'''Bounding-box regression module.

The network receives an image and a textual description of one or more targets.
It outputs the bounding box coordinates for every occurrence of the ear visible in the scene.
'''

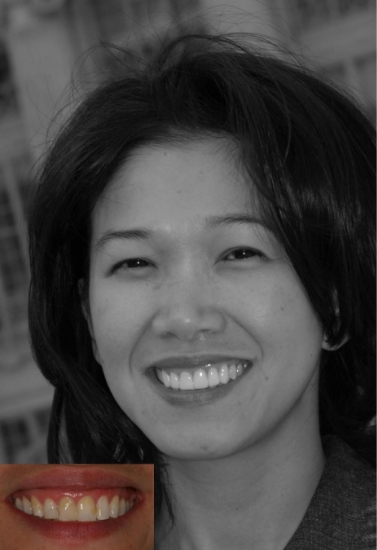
[78,279,101,364]
[321,290,349,351]
[322,333,349,351]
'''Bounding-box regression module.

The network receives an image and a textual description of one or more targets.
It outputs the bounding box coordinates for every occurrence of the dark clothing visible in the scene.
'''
[285,436,376,550]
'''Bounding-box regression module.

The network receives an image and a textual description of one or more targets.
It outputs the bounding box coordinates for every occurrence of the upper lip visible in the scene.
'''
[151,354,250,370]
[5,466,146,497]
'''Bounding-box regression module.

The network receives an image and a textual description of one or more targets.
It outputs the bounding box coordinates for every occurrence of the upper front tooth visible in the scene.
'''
[15,497,23,511]
[59,497,77,521]
[31,496,43,517]
[77,496,96,522]
[44,497,58,519]
[96,496,110,520]
[180,372,194,390]
[193,369,209,389]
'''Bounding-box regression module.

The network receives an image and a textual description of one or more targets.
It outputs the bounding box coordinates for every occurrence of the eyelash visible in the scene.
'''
[225,248,263,261]
[110,248,264,274]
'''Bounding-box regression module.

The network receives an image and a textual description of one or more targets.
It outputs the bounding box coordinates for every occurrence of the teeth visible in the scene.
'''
[157,361,250,391]
[229,364,237,380]
[193,369,209,389]
[161,369,171,388]
[59,497,78,521]
[170,372,180,389]
[31,496,44,517]
[109,495,120,518]
[219,363,230,385]
[179,372,194,390]
[44,498,58,519]
[96,496,110,520]
[77,496,96,522]
[13,495,136,521]
[208,367,220,387]
[120,497,136,515]
[22,496,32,515]
[119,498,127,516]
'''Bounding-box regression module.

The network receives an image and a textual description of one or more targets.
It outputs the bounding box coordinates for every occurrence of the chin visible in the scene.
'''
[155,435,244,461]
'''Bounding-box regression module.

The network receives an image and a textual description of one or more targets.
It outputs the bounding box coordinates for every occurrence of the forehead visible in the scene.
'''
[92,138,259,235]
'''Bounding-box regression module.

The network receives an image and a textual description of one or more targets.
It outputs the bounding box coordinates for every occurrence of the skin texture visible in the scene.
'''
[86,138,332,549]
[0,465,154,550]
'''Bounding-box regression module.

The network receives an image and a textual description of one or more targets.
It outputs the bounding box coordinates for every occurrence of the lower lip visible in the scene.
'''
[8,499,140,547]
[150,364,252,407]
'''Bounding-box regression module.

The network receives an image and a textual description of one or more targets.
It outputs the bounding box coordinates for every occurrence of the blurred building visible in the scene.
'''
[0,0,375,463]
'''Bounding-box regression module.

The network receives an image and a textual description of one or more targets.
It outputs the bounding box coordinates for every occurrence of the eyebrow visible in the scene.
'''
[94,214,266,251]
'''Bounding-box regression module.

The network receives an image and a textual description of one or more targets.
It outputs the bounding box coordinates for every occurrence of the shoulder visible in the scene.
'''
[286,436,376,550]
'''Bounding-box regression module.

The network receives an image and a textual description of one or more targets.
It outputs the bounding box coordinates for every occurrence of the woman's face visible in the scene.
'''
[87,138,326,460]
[0,464,154,549]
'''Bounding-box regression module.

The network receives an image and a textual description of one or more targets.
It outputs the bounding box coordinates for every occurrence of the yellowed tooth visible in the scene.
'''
[44,498,58,519]
[15,497,23,511]
[109,495,120,518]
[31,496,44,517]
[96,496,110,520]
[77,496,96,522]
[22,496,32,515]
[119,498,127,516]
[58,497,77,521]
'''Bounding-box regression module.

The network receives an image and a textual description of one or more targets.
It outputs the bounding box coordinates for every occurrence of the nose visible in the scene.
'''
[151,277,226,341]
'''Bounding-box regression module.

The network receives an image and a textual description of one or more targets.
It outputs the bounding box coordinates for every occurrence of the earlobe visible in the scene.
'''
[322,291,350,351]
[322,333,350,351]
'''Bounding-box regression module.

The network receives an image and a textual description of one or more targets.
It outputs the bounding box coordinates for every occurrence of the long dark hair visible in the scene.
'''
[28,33,376,524]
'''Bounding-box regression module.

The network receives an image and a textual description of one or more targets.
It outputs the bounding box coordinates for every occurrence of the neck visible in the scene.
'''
[156,410,325,550]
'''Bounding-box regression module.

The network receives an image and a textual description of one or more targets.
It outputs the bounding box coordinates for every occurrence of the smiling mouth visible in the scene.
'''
[11,491,137,522]
[155,360,251,391]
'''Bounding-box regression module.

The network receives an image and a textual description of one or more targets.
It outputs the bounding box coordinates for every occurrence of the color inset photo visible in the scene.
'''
[0,464,154,549]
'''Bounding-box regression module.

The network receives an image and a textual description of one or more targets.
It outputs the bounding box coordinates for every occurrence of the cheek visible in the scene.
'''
[89,284,148,365]
[241,276,324,366]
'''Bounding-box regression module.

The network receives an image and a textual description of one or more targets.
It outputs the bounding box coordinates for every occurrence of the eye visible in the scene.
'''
[223,248,264,261]
[110,258,153,274]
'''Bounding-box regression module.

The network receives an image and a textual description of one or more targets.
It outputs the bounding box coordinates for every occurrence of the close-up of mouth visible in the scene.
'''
[149,355,253,406]
[5,467,146,546]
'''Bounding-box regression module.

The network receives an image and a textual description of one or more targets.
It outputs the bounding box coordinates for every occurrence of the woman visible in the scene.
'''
[0,464,154,549]
[28,34,375,549]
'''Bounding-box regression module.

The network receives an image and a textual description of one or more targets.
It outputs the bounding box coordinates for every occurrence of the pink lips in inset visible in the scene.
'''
[6,467,144,547]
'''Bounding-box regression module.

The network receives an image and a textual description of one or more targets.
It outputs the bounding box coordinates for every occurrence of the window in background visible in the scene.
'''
[0,407,50,463]
[292,0,375,30]
[0,152,33,372]
[0,38,18,118]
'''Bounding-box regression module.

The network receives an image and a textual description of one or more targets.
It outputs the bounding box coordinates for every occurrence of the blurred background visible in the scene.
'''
[0,0,375,463]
